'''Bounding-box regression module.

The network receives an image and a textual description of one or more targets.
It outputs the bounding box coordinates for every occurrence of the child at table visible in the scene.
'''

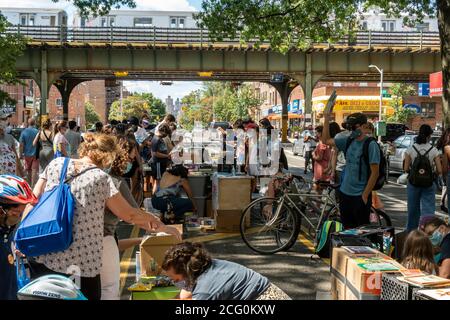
[401,230,438,275]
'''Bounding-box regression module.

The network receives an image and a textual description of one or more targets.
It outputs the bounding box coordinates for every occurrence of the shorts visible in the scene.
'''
[24,156,39,171]
[151,161,167,180]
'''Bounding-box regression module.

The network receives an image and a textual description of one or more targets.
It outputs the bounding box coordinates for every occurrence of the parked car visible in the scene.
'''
[210,121,230,131]
[381,123,409,143]
[387,133,440,174]
[292,130,316,157]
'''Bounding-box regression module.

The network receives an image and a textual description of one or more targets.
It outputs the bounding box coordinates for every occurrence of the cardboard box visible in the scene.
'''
[215,210,249,233]
[139,234,180,277]
[212,175,252,211]
[330,247,404,300]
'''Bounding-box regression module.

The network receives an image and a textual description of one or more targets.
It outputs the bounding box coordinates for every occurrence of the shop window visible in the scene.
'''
[56,98,62,107]
[421,102,436,117]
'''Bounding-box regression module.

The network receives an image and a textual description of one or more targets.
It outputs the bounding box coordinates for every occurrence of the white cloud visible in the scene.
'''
[123,81,203,101]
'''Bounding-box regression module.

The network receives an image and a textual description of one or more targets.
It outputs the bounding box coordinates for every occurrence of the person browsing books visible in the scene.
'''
[423,217,450,279]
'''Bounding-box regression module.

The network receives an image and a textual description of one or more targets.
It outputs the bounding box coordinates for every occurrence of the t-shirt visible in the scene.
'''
[192,259,270,300]
[19,126,38,157]
[335,134,381,196]
[0,228,17,300]
[335,131,350,172]
[405,143,439,172]
[438,233,450,265]
[303,130,317,152]
[65,130,82,158]
[53,132,70,155]
[151,136,168,165]
[104,177,138,237]
[35,157,119,277]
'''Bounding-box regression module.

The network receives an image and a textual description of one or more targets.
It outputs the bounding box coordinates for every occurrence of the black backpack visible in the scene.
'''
[345,136,386,191]
[408,145,434,188]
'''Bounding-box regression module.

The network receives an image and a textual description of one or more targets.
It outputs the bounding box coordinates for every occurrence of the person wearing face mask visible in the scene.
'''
[422,217,450,279]
[404,125,442,231]
[0,175,38,300]
[322,109,381,229]
[101,136,144,300]
[150,123,172,194]
[53,120,70,158]
[27,133,181,300]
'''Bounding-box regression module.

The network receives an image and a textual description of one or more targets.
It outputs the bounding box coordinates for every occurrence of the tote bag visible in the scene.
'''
[14,158,96,257]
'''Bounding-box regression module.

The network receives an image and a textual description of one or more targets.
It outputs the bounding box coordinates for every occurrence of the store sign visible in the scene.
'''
[430,71,443,97]
[418,83,430,96]
[291,99,299,111]
[0,104,16,114]
[26,96,34,108]
[331,99,390,112]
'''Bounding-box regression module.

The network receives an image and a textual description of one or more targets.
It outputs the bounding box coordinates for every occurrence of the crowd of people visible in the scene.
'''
[3,101,450,300]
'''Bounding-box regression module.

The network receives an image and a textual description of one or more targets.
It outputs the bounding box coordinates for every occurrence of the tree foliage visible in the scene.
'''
[108,93,166,122]
[386,83,417,124]
[85,102,101,129]
[179,82,260,129]
[195,0,435,52]
[0,15,27,107]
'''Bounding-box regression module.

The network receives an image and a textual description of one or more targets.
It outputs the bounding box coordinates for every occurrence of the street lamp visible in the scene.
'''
[369,64,383,142]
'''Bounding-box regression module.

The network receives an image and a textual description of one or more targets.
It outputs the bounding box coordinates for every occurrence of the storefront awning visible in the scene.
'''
[267,113,304,120]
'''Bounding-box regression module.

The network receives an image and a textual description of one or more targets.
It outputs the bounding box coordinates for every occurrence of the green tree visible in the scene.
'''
[85,102,101,129]
[108,93,166,122]
[0,15,27,107]
[195,0,450,124]
[386,84,417,124]
[52,0,136,16]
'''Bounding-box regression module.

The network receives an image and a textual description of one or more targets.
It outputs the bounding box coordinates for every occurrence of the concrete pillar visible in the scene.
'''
[305,53,313,126]
[40,50,48,125]
[54,79,84,121]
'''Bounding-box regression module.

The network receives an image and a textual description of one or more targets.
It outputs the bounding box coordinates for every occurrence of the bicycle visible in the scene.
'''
[240,174,391,255]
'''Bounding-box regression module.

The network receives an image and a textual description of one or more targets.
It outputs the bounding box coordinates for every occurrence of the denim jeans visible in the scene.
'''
[152,196,193,218]
[407,182,436,231]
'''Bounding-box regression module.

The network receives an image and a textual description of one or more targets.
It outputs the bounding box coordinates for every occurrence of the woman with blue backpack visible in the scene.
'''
[0,175,37,299]
[23,133,180,300]
[404,124,443,231]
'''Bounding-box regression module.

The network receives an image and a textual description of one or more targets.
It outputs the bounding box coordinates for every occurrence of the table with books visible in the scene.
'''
[381,270,450,300]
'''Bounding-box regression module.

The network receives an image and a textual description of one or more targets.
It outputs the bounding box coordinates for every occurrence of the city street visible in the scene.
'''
[117,145,449,300]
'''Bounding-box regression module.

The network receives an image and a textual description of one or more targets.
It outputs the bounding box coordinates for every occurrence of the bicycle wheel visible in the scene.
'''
[369,208,392,227]
[240,197,300,255]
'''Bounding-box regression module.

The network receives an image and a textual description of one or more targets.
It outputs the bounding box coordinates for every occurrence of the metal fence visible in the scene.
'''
[5,25,441,48]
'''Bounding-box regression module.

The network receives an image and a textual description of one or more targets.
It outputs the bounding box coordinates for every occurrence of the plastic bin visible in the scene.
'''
[131,286,180,300]
[381,272,415,300]
[193,196,207,217]
[187,175,209,197]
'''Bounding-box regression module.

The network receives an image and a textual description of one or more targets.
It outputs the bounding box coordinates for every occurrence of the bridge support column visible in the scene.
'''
[39,50,48,126]
[305,54,313,127]
[272,78,298,143]
[54,79,84,121]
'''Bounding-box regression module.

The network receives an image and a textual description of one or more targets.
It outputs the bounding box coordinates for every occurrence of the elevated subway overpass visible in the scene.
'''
[11,26,441,134]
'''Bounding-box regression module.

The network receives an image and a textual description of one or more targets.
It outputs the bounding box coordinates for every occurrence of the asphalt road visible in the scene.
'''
[118,147,448,300]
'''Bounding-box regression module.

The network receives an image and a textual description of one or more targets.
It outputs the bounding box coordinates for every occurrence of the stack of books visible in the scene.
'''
[397,274,450,288]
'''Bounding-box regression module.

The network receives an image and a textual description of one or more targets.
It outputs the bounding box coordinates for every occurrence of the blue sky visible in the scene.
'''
[0,0,205,100]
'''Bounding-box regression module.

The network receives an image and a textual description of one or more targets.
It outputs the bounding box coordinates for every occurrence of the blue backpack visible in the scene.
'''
[14,158,96,257]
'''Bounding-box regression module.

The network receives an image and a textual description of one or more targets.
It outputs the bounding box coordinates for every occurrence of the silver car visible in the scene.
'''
[388,134,440,174]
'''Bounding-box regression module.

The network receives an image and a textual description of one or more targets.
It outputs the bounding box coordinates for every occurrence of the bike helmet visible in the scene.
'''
[17,275,87,300]
[0,175,37,206]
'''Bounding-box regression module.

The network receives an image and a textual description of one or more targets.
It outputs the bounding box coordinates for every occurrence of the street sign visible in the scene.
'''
[376,121,386,137]
[382,89,391,98]
[418,83,430,96]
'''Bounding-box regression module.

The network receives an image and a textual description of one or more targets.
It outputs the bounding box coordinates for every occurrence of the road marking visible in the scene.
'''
[119,225,140,296]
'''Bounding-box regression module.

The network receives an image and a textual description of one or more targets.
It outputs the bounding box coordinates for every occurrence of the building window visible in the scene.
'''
[20,14,27,26]
[421,102,436,117]
[56,98,62,108]
[81,17,86,27]
[29,16,35,26]
[381,20,395,32]
[416,23,430,32]
[134,17,153,27]
[101,17,107,27]
[361,21,368,30]
[109,17,115,27]
[170,17,186,28]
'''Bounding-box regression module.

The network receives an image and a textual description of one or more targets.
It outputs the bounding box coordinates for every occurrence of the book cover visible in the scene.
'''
[417,288,450,300]
[405,275,450,286]
[342,246,376,254]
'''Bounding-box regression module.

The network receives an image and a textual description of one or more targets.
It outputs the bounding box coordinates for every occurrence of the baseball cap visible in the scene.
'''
[345,113,367,127]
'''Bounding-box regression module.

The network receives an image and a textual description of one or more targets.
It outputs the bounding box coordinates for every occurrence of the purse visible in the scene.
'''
[35,133,42,160]
[14,158,97,257]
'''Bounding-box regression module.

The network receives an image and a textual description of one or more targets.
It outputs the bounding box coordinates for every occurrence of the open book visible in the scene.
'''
[397,274,450,288]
